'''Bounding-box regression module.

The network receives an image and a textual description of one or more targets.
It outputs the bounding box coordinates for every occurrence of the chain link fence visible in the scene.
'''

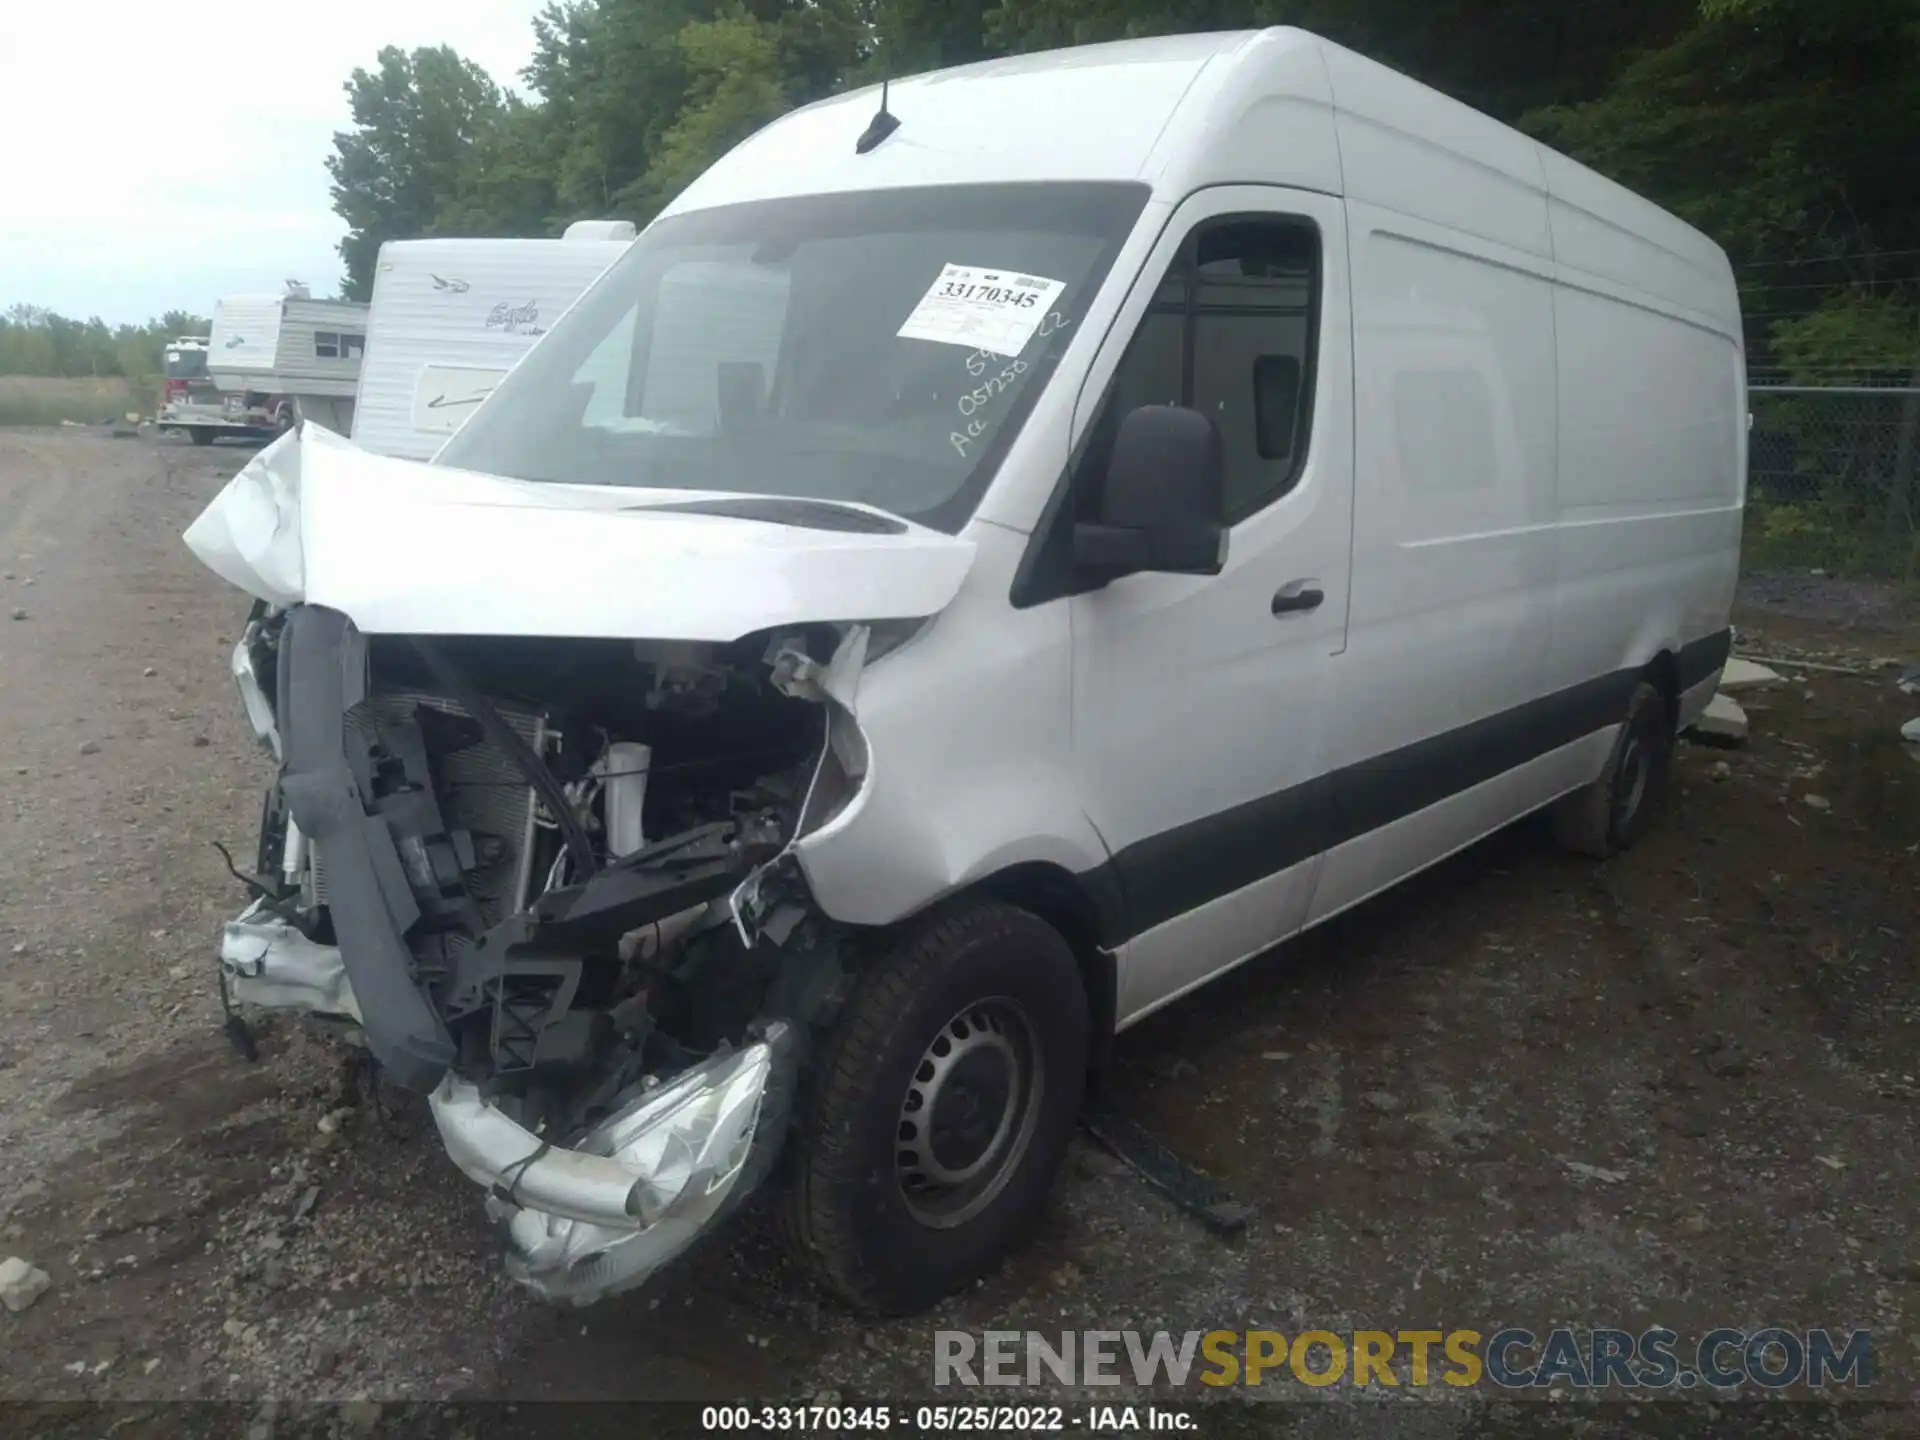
[1746,385,1920,579]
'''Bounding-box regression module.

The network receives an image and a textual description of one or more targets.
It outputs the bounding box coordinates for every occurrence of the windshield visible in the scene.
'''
[165,348,208,380]
[436,183,1151,534]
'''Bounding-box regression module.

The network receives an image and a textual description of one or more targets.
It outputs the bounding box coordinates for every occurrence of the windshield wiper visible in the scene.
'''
[625,496,908,535]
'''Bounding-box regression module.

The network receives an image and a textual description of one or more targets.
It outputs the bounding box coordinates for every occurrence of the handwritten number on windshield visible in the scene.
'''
[948,311,1072,459]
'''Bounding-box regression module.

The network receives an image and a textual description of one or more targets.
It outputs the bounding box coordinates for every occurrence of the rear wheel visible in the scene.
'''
[788,898,1089,1315]
[1551,679,1673,858]
[187,427,215,447]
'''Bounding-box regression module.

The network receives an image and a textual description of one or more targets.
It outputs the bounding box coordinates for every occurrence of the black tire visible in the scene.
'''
[788,897,1089,1315]
[1551,679,1674,858]
[188,427,214,447]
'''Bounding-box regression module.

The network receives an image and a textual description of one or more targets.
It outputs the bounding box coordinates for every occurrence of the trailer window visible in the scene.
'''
[314,332,340,358]
[344,333,366,360]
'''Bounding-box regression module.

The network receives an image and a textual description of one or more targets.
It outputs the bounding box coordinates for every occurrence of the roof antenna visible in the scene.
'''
[855,78,901,155]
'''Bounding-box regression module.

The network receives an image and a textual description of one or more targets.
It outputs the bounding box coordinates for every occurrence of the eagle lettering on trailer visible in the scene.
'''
[486,301,542,335]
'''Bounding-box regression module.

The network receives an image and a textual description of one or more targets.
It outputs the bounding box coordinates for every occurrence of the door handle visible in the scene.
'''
[1271,581,1325,616]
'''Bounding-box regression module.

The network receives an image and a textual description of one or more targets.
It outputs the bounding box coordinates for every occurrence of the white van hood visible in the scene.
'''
[182,425,976,640]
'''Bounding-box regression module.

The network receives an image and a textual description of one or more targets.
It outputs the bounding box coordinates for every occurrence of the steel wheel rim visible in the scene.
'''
[894,997,1043,1229]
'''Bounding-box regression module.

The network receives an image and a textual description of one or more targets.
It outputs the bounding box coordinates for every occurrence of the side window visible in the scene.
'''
[1078,215,1319,523]
[1191,220,1317,516]
[343,333,366,360]
[314,332,340,359]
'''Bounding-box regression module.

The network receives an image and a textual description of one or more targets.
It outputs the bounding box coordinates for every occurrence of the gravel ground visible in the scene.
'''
[1,429,1917,1436]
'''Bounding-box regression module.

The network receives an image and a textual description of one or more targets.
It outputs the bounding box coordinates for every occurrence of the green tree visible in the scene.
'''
[629,12,790,215]
[984,0,1697,121]
[326,45,510,298]
[1772,293,1920,386]
[526,0,722,219]
[626,2,865,216]
[862,0,994,76]
[0,308,212,379]
[432,97,562,237]
[1523,0,1920,264]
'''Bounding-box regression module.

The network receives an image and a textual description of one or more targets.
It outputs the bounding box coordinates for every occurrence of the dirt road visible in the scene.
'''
[1,429,1916,1433]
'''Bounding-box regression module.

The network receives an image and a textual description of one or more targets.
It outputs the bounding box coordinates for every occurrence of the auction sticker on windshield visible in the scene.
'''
[898,264,1066,357]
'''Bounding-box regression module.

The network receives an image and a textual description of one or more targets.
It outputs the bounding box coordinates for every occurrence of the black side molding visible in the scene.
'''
[1089,627,1734,944]
[1677,627,1733,694]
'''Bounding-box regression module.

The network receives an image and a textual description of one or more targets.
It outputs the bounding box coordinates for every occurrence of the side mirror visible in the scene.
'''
[1072,404,1228,577]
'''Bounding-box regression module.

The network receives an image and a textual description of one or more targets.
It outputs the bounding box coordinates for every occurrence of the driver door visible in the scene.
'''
[1067,187,1354,1023]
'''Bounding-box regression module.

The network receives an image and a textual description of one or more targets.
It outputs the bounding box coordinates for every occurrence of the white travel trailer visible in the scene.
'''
[206,288,370,434]
[349,222,636,460]
[183,29,1744,1317]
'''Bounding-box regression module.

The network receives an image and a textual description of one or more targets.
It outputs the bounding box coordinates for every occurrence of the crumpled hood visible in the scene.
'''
[182,425,977,640]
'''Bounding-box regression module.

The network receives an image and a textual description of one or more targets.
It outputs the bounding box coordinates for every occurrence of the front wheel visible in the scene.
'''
[788,898,1089,1314]
[1551,679,1673,858]
[187,427,215,447]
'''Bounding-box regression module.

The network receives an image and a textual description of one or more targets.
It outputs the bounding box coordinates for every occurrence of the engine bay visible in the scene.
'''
[230,604,864,1151]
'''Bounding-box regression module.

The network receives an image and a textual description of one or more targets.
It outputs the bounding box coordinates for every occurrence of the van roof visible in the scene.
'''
[665,30,1263,210]
[664,27,1736,330]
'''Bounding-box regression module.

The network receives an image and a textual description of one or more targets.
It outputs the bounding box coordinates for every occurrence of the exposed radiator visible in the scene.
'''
[311,687,548,929]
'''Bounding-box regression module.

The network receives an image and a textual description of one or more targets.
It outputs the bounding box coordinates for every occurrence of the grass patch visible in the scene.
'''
[0,375,147,426]
[1744,495,1920,582]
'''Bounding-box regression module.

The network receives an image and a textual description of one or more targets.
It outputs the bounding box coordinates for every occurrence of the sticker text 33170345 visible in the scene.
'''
[899,263,1067,356]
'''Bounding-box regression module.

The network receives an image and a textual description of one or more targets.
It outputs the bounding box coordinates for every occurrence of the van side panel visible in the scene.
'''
[1556,291,1741,510]
[1317,44,1552,260]
[1540,149,1744,719]
[1535,149,1740,332]
[793,524,1112,930]
[1309,192,1562,923]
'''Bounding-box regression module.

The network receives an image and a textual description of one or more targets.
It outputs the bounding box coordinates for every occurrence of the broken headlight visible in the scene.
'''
[230,623,280,760]
[432,1024,794,1306]
[579,1040,773,1225]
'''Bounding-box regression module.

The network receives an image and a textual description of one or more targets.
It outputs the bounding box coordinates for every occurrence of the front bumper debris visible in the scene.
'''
[429,1020,798,1305]
[220,901,361,1023]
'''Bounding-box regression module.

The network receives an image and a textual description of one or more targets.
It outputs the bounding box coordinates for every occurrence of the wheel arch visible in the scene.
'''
[973,861,1123,1072]
[1642,648,1680,731]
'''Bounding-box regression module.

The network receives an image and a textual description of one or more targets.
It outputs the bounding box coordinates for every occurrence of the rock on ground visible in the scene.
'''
[1719,657,1783,691]
[1691,692,1749,743]
[0,1256,51,1313]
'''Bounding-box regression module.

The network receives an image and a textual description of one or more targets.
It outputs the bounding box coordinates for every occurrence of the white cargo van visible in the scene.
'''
[183,28,1744,1316]
[349,222,636,460]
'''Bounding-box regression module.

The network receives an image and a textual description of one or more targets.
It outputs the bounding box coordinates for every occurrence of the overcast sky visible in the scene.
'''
[1,1,550,325]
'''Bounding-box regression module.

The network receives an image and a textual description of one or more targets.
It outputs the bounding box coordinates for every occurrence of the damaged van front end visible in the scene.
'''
[186,426,969,1305]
